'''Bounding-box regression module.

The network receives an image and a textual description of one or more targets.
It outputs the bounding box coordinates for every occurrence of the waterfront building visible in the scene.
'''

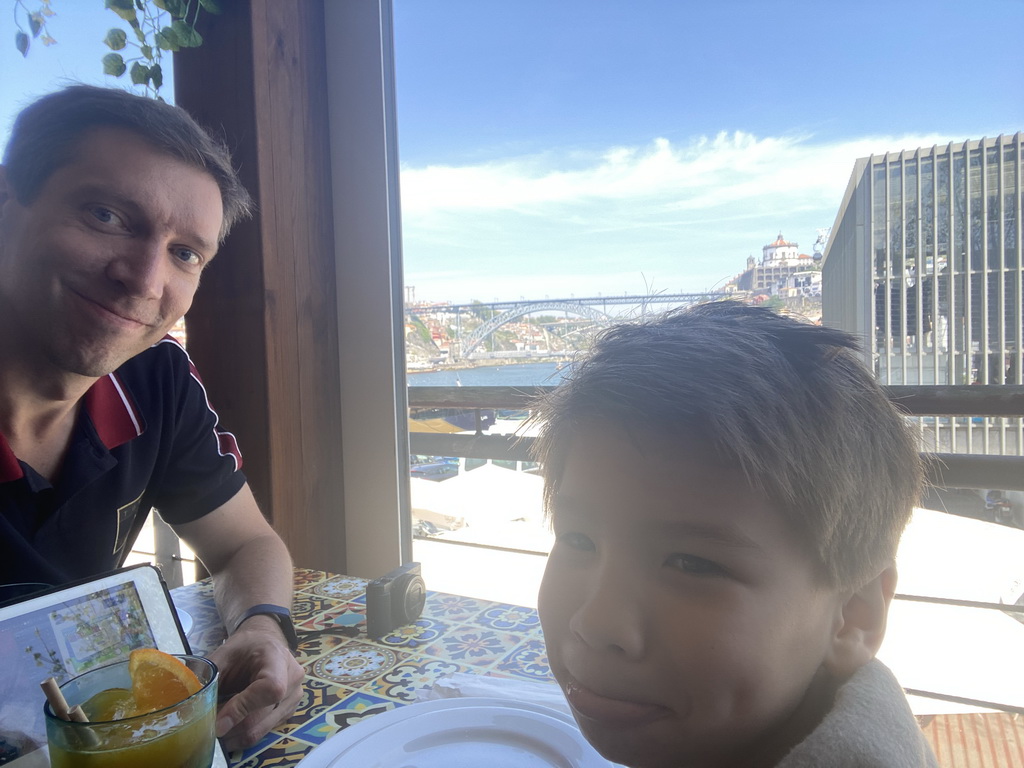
[736,233,816,294]
[822,133,1023,457]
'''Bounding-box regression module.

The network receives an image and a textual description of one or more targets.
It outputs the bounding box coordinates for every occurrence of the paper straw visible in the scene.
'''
[40,678,71,721]
[40,679,101,749]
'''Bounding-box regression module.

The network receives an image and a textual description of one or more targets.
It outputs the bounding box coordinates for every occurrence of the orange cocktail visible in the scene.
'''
[44,653,218,768]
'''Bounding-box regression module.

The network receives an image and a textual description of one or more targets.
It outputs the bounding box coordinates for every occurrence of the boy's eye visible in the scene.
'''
[664,553,723,576]
[555,531,595,552]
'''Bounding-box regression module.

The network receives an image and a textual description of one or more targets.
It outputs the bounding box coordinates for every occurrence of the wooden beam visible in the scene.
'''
[173,0,346,572]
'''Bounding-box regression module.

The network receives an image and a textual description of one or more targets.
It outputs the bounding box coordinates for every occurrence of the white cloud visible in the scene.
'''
[401,131,950,214]
[398,130,959,303]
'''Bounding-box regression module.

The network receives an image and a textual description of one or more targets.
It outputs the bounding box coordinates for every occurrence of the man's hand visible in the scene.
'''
[173,485,303,750]
[208,616,304,752]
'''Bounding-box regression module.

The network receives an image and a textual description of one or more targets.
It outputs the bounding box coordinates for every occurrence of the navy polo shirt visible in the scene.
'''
[0,336,247,587]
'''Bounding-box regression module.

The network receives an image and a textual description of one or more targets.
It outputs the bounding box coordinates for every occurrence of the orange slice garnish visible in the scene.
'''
[128,648,202,714]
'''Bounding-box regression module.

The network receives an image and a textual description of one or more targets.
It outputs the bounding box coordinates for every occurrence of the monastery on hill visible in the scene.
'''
[734,232,820,298]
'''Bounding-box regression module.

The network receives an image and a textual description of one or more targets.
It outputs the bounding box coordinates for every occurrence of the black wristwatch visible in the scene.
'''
[234,603,300,652]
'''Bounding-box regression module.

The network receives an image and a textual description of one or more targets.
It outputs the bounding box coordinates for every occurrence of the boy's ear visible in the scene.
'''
[823,564,897,680]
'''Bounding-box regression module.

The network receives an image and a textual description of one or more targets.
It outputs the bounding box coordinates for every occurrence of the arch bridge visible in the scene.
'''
[408,292,720,359]
[461,301,611,356]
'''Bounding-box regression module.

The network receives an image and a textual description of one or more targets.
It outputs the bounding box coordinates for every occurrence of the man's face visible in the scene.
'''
[0,127,224,379]
[538,423,847,768]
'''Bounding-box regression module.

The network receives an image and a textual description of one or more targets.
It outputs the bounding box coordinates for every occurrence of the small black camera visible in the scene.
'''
[365,562,426,639]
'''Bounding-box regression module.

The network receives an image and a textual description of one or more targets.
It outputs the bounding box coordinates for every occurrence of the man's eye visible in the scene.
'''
[89,206,121,226]
[555,531,595,552]
[664,553,723,576]
[174,248,203,267]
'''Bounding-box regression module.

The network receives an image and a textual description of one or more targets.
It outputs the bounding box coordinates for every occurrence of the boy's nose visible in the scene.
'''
[568,569,646,660]
[106,242,166,299]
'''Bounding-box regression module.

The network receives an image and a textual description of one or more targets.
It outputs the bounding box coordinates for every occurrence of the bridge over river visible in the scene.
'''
[406,292,723,358]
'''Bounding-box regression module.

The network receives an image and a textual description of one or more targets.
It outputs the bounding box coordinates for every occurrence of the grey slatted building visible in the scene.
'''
[822,133,1022,458]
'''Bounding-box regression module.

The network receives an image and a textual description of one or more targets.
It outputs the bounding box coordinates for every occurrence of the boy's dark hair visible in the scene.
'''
[532,300,923,589]
[2,85,252,241]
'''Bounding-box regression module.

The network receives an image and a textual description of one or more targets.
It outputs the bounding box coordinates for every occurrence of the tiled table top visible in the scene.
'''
[172,568,1024,768]
[171,568,552,768]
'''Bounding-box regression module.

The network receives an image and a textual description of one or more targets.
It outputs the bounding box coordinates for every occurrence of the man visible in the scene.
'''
[0,86,303,750]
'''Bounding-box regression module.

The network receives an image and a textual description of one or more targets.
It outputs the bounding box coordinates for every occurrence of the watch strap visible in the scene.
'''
[234,603,299,651]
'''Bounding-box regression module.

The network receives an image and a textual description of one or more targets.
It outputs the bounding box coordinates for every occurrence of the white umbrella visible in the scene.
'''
[409,477,466,531]
[432,464,545,527]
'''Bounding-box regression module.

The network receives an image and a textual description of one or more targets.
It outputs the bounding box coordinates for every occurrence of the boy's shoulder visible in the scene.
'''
[777,660,937,768]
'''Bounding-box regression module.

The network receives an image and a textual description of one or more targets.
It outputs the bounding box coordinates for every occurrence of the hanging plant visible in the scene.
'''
[12,0,57,55]
[12,0,220,99]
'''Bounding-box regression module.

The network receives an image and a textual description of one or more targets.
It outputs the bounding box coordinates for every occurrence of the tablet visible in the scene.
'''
[0,564,227,767]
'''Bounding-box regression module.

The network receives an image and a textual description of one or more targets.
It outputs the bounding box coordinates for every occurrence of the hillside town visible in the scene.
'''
[404,229,825,370]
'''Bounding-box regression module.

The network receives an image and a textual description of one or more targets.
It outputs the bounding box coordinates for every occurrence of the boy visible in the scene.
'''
[534,302,937,767]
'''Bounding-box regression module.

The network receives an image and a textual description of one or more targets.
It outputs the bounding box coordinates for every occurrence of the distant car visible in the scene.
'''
[496,409,530,420]
[984,491,1015,526]
[410,461,459,481]
[413,520,441,538]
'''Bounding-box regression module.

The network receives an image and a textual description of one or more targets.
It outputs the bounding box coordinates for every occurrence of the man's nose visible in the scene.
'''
[106,241,166,299]
[567,563,646,660]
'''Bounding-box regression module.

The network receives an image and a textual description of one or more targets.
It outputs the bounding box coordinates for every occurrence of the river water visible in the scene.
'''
[407,361,571,387]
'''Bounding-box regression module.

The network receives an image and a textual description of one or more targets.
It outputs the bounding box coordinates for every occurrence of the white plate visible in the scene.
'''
[296,697,617,768]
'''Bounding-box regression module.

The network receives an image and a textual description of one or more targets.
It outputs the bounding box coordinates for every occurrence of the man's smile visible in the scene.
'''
[68,286,157,329]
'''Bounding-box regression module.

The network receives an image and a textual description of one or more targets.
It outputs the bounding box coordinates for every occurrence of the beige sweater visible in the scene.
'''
[778,660,938,768]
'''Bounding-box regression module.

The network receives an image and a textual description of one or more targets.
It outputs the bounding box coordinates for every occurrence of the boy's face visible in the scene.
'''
[539,423,848,768]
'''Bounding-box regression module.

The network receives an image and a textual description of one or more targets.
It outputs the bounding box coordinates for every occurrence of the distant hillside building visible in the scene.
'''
[736,233,816,294]
[822,133,1022,389]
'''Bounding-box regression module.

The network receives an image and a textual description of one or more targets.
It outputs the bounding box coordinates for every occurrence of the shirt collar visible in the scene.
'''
[0,432,22,482]
[83,372,145,450]
[0,373,145,483]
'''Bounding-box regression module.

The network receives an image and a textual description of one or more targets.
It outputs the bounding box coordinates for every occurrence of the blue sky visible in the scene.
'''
[392,0,1024,302]
[3,1,1022,304]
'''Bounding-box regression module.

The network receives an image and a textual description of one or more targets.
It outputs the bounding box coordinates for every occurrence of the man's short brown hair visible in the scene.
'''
[3,85,251,241]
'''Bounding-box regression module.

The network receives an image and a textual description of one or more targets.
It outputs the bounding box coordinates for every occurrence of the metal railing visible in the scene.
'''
[409,384,1024,490]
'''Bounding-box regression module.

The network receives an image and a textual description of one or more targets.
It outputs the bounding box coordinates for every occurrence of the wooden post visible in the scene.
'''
[173,0,347,572]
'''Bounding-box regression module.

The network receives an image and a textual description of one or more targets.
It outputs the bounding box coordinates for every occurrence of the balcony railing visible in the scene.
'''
[409,384,1024,491]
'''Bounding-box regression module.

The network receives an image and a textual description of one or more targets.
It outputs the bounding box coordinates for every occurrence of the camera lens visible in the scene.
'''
[402,574,426,621]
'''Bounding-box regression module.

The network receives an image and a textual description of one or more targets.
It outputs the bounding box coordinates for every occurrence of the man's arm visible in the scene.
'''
[172,483,304,751]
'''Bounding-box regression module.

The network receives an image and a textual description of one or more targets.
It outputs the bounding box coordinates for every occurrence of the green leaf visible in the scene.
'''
[171,20,202,47]
[102,52,127,76]
[15,31,29,57]
[154,0,188,17]
[104,0,138,24]
[132,24,145,44]
[198,0,223,13]
[150,63,163,90]
[130,61,150,85]
[103,28,127,51]
[141,44,153,60]
[155,26,179,51]
[29,13,43,37]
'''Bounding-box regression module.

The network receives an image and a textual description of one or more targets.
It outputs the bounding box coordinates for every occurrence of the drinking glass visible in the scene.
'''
[44,655,218,768]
